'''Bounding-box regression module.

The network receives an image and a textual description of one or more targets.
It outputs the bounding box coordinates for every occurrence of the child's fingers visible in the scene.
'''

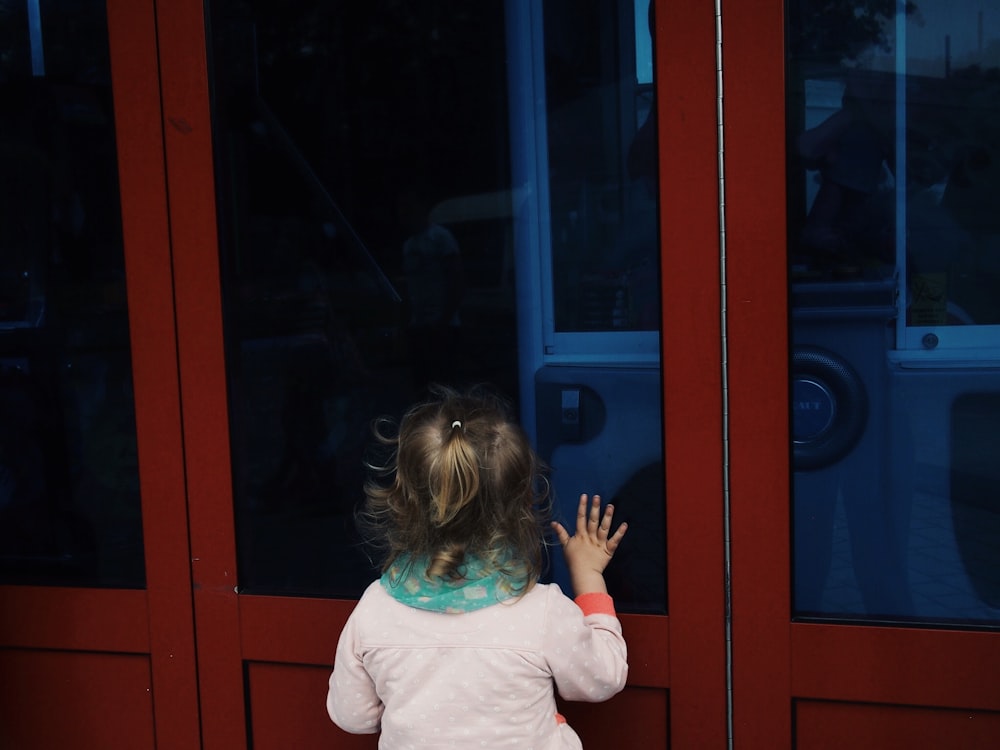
[572,493,621,545]
[596,504,615,542]
[576,494,601,536]
[588,494,602,529]
[551,521,570,547]
[597,503,615,539]
[576,493,593,534]
[606,521,628,555]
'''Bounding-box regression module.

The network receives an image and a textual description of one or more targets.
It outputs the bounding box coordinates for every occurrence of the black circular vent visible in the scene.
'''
[791,346,868,471]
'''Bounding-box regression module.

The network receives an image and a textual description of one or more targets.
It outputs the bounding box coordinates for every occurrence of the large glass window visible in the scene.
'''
[0,0,143,587]
[787,0,1000,625]
[207,0,665,612]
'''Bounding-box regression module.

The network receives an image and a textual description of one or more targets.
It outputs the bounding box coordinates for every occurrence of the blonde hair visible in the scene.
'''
[359,385,549,587]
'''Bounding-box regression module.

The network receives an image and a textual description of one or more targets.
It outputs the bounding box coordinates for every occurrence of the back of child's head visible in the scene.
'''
[361,385,549,584]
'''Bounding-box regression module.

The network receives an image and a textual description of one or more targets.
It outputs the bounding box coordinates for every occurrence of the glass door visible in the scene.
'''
[203,0,668,608]
[787,0,1000,626]
[726,0,1000,746]
[158,0,728,747]
[0,1,199,747]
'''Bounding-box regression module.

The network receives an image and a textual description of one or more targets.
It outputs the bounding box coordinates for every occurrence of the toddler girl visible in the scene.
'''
[326,386,629,748]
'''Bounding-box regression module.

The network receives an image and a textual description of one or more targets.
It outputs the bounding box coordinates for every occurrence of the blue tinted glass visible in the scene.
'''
[0,0,144,587]
[207,0,665,613]
[788,0,1000,625]
[542,2,660,336]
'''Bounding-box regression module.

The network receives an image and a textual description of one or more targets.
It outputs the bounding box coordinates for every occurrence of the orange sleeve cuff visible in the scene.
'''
[574,592,617,617]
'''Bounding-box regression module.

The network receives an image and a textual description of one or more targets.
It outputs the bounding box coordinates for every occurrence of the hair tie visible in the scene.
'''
[451,420,462,430]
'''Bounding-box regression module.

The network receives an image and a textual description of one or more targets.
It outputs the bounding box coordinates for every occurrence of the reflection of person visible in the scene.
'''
[251,252,366,513]
[797,111,884,254]
[627,2,656,194]
[327,386,629,748]
[623,89,662,330]
[397,187,464,391]
[619,0,661,331]
[795,75,893,266]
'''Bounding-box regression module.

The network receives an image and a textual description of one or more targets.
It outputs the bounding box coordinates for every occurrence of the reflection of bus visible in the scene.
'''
[504,0,665,608]
[788,59,1000,619]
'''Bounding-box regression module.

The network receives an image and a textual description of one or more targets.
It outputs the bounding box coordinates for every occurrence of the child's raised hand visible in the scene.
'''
[552,494,628,596]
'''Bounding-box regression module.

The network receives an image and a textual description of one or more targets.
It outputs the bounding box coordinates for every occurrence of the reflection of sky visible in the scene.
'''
[909,2,997,65]
[870,2,999,75]
[634,0,653,84]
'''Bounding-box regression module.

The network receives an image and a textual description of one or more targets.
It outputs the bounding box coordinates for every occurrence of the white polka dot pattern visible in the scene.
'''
[326,581,627,748]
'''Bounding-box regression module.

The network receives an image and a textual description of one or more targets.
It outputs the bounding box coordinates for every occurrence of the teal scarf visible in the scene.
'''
[381,554,529,613]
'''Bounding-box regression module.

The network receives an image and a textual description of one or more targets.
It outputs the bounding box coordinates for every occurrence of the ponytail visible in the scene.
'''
[429,421,480,527]
[360,385,549,586]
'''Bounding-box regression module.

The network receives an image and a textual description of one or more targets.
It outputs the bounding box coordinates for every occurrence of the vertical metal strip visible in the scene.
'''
[714,1,735,748]
[894,9,908,349]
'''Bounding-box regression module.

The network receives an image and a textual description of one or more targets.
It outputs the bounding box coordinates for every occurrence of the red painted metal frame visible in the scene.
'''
[0,2,201,749]
[794,700,1000,750]
[656,0,729,746]
[792,624,1000,711]
[723,2,1000,749]
[107,1,203,746]
[721,0,794,746]
[152,1,247,747]
[151,0,725,746]
[0,650,158,750]
[0,587,149,653]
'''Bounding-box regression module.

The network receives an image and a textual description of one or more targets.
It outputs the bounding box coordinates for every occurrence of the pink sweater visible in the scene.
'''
[327,580,628,748]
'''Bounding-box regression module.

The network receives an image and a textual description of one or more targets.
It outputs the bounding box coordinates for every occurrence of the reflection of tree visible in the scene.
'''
[982,40,1000,70]
[789,0,918,65]
[938,66,1000,237]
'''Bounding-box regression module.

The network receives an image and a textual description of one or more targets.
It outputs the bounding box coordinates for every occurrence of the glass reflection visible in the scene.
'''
[788,0,1000,625]
[0,1,143,587]
[208,0,665,612]
[544,1,660,334]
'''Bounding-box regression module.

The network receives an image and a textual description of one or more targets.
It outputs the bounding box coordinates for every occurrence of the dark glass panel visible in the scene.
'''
[787,0,1000,626]
[207,0,665,613]
[0,0,143,587]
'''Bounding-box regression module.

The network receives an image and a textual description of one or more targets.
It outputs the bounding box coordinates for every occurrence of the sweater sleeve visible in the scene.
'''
[326,607,383,734]
[543,586,629,702]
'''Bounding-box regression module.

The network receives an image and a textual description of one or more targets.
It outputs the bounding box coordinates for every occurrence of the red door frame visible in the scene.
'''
[7,1,995,748]
[658,0,729,746]
[152,0,246,744]
[723,1,1000,748]
[154,0,729,747]
[0,1,201,747]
